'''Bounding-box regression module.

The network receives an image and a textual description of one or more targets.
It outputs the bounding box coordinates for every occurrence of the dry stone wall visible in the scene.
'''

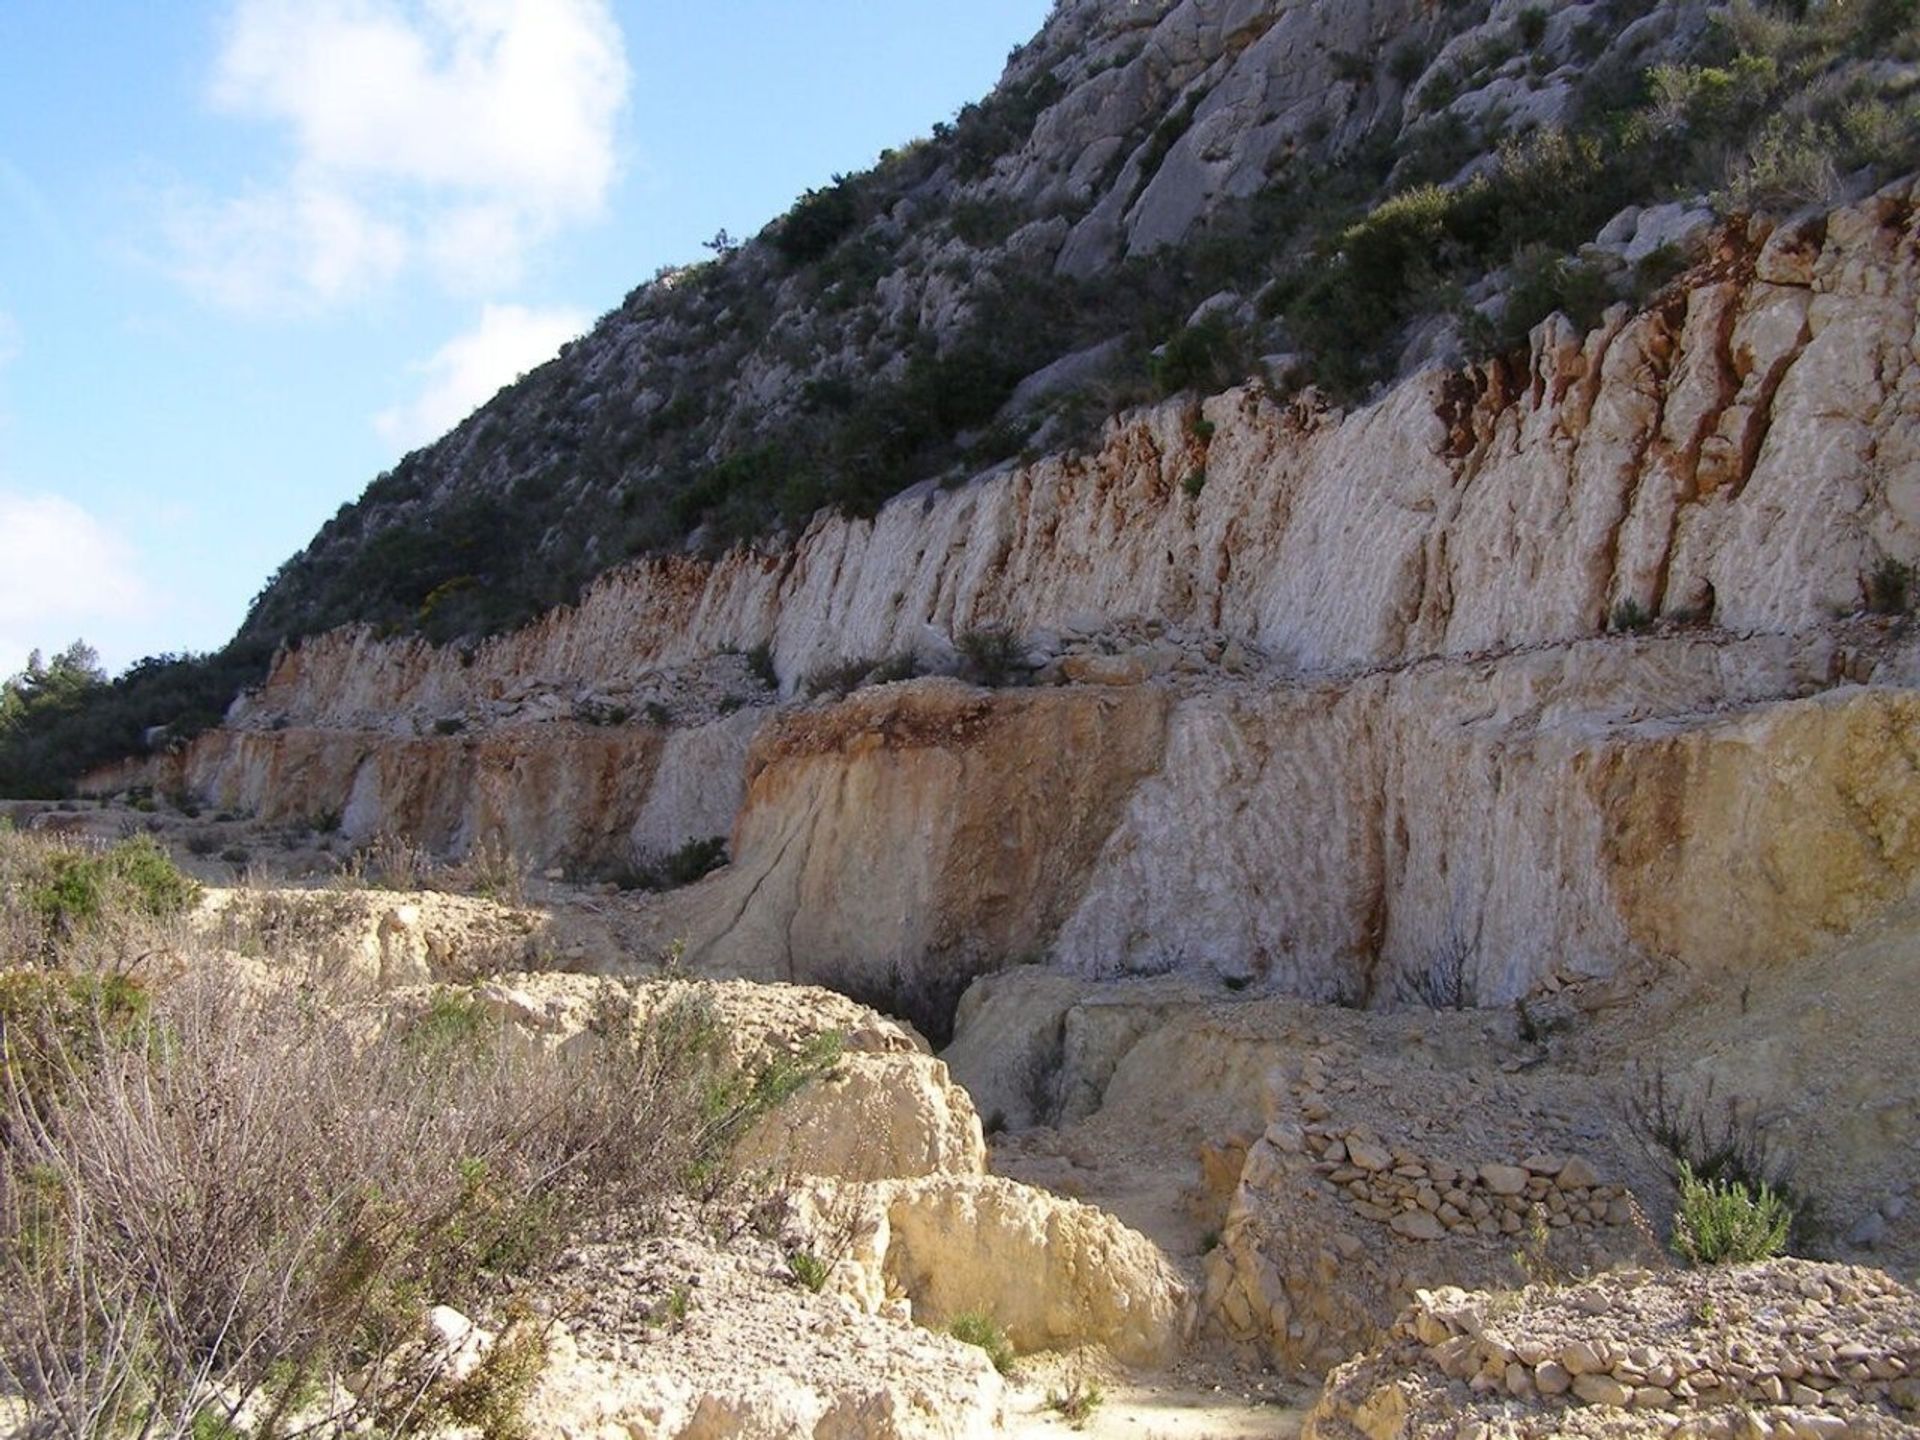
[1307,1261,1920,1439]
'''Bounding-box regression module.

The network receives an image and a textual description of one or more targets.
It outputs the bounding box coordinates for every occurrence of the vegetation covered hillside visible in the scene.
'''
[6,0,1920,792]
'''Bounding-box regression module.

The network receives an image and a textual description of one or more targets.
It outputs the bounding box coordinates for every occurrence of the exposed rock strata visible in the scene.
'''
[213,185,1920,717]
[101,185,1920,1011]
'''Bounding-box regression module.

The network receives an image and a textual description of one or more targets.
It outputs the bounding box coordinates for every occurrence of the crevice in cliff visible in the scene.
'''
[1594,310,1678,626]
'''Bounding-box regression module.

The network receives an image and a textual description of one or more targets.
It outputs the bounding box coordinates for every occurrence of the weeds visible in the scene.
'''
[342,831,436,892]
[0,961,773,1439]
[1627,1067,1816,1251]
[453,834,529,908]
[957,627,1026,688]
[1866,557,1913,615]
[621,836,729,892]
[947,1312,1016,1376]
[1609,598,1655,634]
[1047,1372,1106,1429]
[1672,1162,1793,1266]
[785,1250,832,1292]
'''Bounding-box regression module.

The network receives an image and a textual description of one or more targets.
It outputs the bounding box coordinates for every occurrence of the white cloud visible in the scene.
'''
[375,303,587,450]
[167,0,629,313]
[0,493,150,674]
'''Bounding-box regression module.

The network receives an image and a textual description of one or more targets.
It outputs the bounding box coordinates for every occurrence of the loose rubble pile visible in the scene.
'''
[1018,615,1267,689]
[1307,1261,1920,1439]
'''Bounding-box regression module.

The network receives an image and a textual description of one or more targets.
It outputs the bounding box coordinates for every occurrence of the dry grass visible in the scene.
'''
[0,825,787,1439]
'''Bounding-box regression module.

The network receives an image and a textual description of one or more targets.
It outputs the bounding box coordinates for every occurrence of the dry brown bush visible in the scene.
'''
[0,964,767,1439]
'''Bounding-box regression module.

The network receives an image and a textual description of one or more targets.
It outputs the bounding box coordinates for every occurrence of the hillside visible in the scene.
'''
[237,0,1918,645]
[10,3,1920,1432]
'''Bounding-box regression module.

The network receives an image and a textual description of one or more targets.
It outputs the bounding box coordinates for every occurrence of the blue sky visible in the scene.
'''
[0,0,1054,675]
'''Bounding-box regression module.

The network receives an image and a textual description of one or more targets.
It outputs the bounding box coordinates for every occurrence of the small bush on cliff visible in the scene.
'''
[1866,557,1914,615]
[1151,313,1252,399]
[947,1312,1016,1376]
[1672,1162,1793,1265]
[620,836,730,892]
[957,627,1026,688]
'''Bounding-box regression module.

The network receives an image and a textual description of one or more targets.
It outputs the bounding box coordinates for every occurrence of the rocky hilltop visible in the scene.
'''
[232,0,1910,647]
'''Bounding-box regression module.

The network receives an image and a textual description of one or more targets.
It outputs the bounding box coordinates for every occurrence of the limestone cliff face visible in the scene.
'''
[239,186,1917,717]
[133,183,1920,1011]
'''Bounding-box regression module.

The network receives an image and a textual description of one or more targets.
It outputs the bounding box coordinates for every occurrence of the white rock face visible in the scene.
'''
[735,1052,988,1182]
[874,1175,1193,1367]
[211,184,1920,722]
[120,185,1920,1008]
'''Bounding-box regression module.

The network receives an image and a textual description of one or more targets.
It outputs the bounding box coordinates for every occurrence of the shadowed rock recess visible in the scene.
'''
[46,0,1920,1433]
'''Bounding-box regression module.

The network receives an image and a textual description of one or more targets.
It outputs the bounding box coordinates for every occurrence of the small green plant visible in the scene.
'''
[1183,467,1208,499]
[947,1311,1016,1376]
[1672,1161,1793,1266]
[1866,557,1914,615]
[407,990,495,1060]
[804,656,884,699]
[743,644,779,690]
[421,1320,550,1440]
[643,701,672,726]
[957,627,1025,687]
[1191,418,1216,441]
[786,1250,831,1292]
[1609,598,1654,634]
[25,834,201,937]
[1693,1297,1719,1328]
[1047,1373,1106,1428]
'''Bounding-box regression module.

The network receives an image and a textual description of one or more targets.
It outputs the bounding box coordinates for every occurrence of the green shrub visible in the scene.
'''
[947,1311,1016,1375]
[1867,557,1914,615]
[419,1317,550,1440]
[804,656,884,699]
[1183,467,1207,499]
[772,178,862,265]
[957,627,1025,688]
[617,836,731,893]
[1151,313,1251,398]
[744,644,779,690]
[1609,598,1655,634]
[1672,1161,1793,1265]
[786,1250,831,1293]
[25,835,201,937]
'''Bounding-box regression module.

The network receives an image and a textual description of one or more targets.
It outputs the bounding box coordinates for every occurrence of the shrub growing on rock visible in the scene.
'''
[1672,1161,1793,1265]
[957,627,1026,688]
[947,1312,1016,1376]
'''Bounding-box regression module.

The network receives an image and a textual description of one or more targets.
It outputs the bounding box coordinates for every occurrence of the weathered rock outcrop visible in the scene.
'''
[215,185,1920,714]
[105,184,1920,1014]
